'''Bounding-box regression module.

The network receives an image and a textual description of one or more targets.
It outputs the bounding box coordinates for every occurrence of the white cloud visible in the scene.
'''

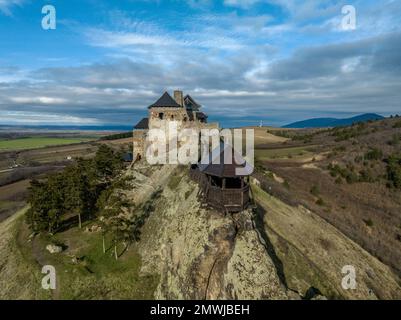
[1,1,401,126]
[0,111,101,125]
[85,28,179,48]
[223,0,260,8]
[9,96,68,104]
[0,0,24,15]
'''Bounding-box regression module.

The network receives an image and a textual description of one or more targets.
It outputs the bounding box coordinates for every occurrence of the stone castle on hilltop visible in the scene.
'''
[133,90,253,213]
[133,90,219,160]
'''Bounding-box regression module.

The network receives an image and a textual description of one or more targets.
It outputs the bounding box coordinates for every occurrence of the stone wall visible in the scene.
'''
[133,129,147,160]
[133,105,219,160]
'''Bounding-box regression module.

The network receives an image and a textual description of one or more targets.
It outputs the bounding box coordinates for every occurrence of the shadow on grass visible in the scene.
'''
[253,204,288,289]
[57,213,90,233]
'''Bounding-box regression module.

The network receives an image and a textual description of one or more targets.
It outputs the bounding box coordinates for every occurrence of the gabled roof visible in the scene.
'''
[148,91,181,108]
[134,118,149,129]
[184,95,201,111]
[198,141,254,177]
[196,112,208,119]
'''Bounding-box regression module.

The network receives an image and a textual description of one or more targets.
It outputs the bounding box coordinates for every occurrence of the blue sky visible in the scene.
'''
[0,0,400,127]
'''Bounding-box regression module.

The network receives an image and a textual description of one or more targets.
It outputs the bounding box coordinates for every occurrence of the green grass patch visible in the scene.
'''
[0,137,94,151]
[0,200,14,210]
[13,216,159,300]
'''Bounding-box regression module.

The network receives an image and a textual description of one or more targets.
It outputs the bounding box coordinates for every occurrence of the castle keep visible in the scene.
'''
[133,90,253,213]
[133,90,218,160]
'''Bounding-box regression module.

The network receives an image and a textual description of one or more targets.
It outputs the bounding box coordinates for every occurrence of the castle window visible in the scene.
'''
[158,113,164,120]
[171,115,174,120]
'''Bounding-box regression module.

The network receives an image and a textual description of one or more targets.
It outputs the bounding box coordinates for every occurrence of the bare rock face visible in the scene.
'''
[46,244,63,254]
[135,166,289,300]
[220,227,288,300]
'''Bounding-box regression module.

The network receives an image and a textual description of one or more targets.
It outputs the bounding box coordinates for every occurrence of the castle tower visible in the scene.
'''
[174,90,184,107]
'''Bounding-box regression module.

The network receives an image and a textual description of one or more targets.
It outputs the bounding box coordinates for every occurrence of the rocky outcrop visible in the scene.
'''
[134,165,289,299]
[46,244,63,254]
[129,163,401,300]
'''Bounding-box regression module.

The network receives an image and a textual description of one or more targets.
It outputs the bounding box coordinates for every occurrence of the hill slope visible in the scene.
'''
[1,161,400,299]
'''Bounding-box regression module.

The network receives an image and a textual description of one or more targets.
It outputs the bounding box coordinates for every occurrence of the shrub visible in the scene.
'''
[102,132,132,140]
[283,180,290,189]
[316,198,324,206]
[346,172,359,184]
[363,219,374,227]
[335,177,343,184]
[388,134,401,146]
[310,185,320,196]
[359,169,375,183]
[393,120,401,128]
[386,153,401,189]
[331,123,368,141]
[328,163,357,183]
[364,148,383,161]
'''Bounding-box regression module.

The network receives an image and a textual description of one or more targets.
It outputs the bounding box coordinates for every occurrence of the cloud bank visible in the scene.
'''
[0,0,400,127]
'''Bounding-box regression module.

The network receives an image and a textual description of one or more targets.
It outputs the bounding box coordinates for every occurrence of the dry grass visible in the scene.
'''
[0,208,50,299]
[254,118,401,278]
[253,185,401,299]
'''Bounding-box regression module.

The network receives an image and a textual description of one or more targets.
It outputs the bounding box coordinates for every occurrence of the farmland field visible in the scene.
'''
[0,137,94,151]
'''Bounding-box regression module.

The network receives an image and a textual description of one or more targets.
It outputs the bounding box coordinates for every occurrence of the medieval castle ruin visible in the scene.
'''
[133,90,219,160]
[133,90,253,213]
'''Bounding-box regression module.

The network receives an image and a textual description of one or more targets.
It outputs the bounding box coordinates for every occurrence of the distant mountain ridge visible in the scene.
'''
[283,113,385,129]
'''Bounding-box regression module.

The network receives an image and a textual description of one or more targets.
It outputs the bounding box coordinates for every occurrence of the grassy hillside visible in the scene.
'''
[253,185,401,299]
[0,208,50,299]
[255,117,401,277]
[0,207,158,299]
[2,163,400,300]
[0,120,400,300]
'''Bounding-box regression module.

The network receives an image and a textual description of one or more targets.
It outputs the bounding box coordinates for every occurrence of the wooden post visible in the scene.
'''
[222,178,226,189]
[241,177,244,209]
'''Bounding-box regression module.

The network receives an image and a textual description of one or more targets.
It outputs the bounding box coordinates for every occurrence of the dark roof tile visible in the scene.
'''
[184,94,201,111]
[148,91,181,108]
[134,118,149,129]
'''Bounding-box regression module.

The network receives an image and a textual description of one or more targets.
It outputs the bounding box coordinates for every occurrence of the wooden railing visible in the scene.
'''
[206,184,250,210]
[189,167,250,212]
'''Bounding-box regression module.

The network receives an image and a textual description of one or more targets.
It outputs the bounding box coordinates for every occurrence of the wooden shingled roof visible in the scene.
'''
[198,142,254,177]
[148,91,181,108]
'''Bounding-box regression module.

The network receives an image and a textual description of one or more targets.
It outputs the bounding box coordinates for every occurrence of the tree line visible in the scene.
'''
[101,132,132,141]
[26,144,142,259]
